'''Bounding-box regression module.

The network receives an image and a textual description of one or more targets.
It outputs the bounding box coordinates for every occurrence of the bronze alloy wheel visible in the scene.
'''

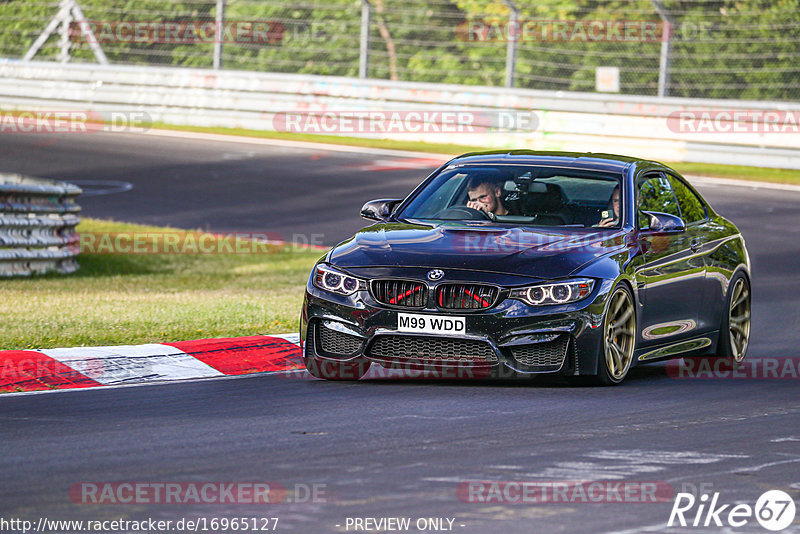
[727,277,751,363]
[603,287,636,383]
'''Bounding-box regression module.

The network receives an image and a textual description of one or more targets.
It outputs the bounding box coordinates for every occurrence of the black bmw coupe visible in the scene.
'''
[300,151,751,385]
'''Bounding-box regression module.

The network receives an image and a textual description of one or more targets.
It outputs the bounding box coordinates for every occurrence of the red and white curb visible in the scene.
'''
[0,334,302,395]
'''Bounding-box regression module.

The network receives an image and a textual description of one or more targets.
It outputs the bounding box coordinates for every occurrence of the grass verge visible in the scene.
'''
[0,218,322,350]
[152,122,800,185]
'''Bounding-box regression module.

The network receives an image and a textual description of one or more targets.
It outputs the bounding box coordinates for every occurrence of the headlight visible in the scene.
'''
[312,264,365,296]
[509,278,595,306]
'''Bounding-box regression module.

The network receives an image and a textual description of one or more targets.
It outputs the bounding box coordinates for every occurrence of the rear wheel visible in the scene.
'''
[592,284,637,386]
[717,274,751,362]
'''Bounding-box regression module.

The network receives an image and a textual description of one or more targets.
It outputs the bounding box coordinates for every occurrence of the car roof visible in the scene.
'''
[447,150,650,174]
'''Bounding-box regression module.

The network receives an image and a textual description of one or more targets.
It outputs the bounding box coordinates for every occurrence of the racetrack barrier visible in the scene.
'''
[0,173,82,276]
[1,61,800,169]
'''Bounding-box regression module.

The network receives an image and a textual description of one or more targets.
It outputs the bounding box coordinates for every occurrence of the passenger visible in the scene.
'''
[597,185,620,227]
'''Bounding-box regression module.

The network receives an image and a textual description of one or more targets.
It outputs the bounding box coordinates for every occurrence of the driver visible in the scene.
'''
[466,177,515,216]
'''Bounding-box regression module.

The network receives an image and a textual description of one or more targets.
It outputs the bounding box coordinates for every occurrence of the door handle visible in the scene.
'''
[690,238,702,252]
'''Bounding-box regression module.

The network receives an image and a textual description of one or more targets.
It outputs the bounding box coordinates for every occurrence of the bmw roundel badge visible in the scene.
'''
[427,269,445,281]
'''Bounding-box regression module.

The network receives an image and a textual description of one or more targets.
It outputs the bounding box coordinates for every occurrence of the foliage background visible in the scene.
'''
[1,0,798,100]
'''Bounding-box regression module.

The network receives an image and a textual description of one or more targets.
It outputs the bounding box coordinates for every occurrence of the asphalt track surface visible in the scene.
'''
[0,131,437,245]
[2,131,800,533]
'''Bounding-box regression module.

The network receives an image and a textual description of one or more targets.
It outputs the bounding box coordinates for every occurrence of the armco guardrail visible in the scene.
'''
[0,174,81,277]
[1,61,799,169]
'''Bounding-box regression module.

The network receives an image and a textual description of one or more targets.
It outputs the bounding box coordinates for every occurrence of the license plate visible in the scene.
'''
[397,313,466,335]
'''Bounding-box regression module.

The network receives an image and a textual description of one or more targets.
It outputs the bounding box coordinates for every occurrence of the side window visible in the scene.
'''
[668,175,708,224]
[637,174,680,229]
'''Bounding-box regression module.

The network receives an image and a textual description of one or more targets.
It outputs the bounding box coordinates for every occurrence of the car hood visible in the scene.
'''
[328,221,626,279]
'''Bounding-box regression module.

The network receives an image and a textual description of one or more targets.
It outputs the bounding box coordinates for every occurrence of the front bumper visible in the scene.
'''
[300,275,615,377]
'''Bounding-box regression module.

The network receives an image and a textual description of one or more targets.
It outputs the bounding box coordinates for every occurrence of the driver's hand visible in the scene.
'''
[467,200,488,213]
[597,218,617,227]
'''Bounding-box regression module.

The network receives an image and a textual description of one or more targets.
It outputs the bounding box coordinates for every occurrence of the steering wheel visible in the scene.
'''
[434,206,494,221]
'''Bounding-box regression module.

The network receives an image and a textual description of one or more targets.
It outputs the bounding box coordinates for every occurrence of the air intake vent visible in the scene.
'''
[371,279,427,308]
[317,322,364,357]
[436,284,499,310]
[367,335,498,365]
[509,335,569,370]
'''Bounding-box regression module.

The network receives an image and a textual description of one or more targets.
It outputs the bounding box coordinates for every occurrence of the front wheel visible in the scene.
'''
[591,284,637,386]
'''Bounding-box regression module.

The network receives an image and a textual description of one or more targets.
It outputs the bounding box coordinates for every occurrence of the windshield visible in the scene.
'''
[398,165,623,228]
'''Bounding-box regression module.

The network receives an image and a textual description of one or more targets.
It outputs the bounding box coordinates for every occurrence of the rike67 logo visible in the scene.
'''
[669,490,796,531]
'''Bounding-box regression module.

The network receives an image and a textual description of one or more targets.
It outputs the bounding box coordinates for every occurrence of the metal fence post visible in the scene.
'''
[651,0,674,97]
[359,0,371,78]
[23,0,108,64]
[71,1,108,64]
[57,0,73,63]
[503,0,519,88]
[24,0,71,62]
[213,0,226,70]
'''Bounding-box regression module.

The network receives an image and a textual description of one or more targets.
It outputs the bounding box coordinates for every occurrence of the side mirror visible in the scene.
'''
[641,211,686,233]
[360,198,401,221]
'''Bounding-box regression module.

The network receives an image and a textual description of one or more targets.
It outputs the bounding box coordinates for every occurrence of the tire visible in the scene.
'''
[716,273,751,363]
[304,357,370,381]
[591,283,637,386]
